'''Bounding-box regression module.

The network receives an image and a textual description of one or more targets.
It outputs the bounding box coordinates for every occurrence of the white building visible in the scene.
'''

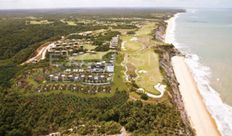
[106,65,114,73]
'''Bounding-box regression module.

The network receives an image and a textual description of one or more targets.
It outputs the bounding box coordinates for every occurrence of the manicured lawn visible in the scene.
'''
[134,49,162,95]
[121,22,163,95]
[121,35,143,53]
[111,53,130,92]
[84,44,96,50]
[30,20,53,25]
[66,21,77,26]
[60,19,77,26]
[70,51,111,61]
[136,22,157,37]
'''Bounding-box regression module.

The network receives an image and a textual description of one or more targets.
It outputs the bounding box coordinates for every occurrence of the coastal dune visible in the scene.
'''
[172,56,220,136]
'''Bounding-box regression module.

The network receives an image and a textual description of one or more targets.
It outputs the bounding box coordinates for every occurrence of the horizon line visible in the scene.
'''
[0,6,231,11]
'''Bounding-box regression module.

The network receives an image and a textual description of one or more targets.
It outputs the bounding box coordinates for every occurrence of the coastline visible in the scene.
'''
[172,56,221,136]
[165,14,221,135]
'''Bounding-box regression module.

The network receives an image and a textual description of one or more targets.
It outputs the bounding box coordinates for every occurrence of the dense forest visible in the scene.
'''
[0,19,106,61]
[0,90,193,136]
[0,90,128,135]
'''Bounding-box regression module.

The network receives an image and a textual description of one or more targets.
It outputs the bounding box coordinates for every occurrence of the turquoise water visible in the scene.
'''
[174,9,232,136]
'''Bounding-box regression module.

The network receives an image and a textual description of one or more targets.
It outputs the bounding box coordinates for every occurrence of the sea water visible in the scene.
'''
[171,9,232,136]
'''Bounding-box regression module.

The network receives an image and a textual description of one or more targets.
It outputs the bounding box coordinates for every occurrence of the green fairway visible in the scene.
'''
[136,22,157,36]
[30,20,53,25]
[121,22,163,95]
[111,53,129,92]
[66,21,77,26]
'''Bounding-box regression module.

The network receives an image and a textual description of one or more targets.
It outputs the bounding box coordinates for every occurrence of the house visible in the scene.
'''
[74,76,79,81]
[61,74,65,81]
[110,35,119,49]
[54,76,59,81]
[68,75,73,80]
[65,69,71,72]
[90,63,105,73]
[49,75,54,81]
[106,65,114,73]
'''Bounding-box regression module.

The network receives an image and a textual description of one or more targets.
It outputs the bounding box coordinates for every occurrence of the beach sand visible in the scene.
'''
[172,56,221,136]
[164,14,179,44]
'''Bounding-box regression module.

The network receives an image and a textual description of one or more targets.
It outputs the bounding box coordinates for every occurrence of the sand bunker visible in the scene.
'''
[136,83,166,99]
[138,70,147,74]
[130,37,138,41]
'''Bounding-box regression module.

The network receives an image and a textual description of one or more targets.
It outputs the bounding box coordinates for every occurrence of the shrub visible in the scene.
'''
[140,93,149,100]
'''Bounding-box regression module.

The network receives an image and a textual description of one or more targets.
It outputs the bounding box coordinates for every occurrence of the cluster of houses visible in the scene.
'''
[30,35,120,94]
[48,39,91,57]
[110,35,120,49]
[47,60,115,85]
[45,36,119,93]
[48,73,113,85]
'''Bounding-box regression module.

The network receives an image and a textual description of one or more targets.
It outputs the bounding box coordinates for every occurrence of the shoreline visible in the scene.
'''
[172,56,221,136]
[165,13,221,135]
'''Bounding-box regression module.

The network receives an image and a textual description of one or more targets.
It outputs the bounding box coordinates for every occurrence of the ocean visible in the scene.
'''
[168,9,232,136]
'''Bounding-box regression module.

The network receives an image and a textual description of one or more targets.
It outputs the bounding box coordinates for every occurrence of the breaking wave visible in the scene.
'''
[167,10,232,136]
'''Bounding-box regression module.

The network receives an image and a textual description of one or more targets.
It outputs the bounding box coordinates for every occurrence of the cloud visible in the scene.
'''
[0,0,231,9]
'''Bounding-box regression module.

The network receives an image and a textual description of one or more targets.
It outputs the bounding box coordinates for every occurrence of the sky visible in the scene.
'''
[0,0,231,9]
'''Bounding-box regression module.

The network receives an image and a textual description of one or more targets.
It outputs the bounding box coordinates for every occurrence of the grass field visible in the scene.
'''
[60,19,77,26]
[70,51,111,61]
[83,44,96,50]
[121,22,163,95]
[30,20,53,25]
[111,53,129,92]
[112,28,137,35]
[121,35,143,53]
[136,22,157,36]
[66,21,77,26]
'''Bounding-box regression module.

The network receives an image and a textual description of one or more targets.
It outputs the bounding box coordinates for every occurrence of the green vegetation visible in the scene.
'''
[70,51,111,61]
[102,52,116,61]
[0,90,193,136]
[140,93,149,100]
[92,30,120,46]
[121,23,163,95]
[0,19,105,61]
[112,53,129,92]
[0,64,18,88]
[66,21,77,26]
[127,30,136,35]
[0,17,106,88]
[94,43,110,52]
[0,90,128,136]
[29,20,53,25]
[112,25,138,29]
[108,101,192,135]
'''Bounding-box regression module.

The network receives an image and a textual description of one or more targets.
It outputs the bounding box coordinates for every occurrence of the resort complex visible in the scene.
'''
[2,7,226,136]
[17,32,120,95]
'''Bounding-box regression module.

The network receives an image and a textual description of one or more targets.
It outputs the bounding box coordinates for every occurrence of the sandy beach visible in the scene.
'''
[165,14,180,44]
[172,56,220,136]
[165,14,221,136]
